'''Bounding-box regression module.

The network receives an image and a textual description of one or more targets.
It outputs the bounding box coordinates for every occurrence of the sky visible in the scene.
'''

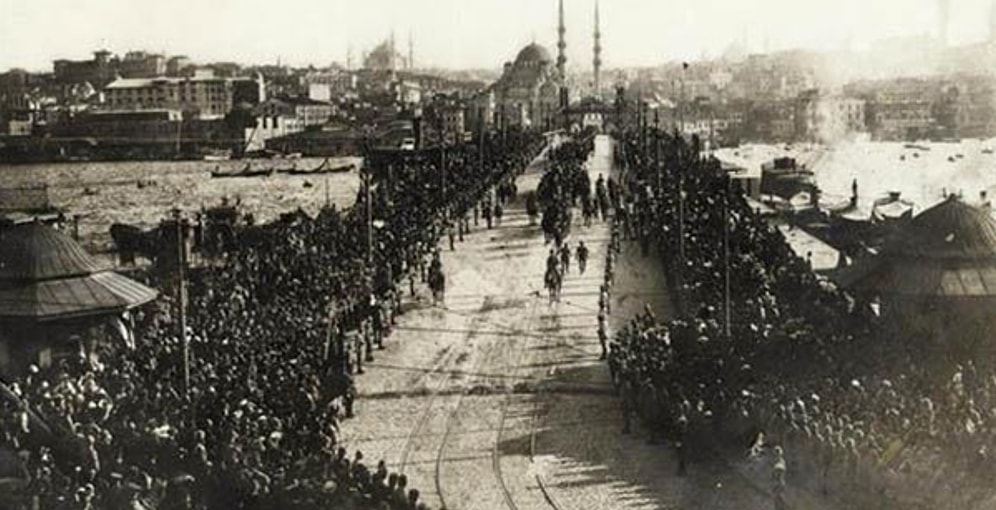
[2,0,995,72]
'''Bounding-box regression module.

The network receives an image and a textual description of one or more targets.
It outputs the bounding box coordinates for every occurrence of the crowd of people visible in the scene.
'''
[0,129,545,510]
[536,131,596,246]
[605,128,996,509]
[535,133,599,304]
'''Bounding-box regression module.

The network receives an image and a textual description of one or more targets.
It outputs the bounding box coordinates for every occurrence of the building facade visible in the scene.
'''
[103,74,264,120]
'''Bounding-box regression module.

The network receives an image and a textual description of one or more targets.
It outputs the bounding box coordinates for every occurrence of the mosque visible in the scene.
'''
[479,0,604,130]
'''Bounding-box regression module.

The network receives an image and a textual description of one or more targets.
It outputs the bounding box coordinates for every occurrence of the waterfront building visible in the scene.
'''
[103,73,265,120]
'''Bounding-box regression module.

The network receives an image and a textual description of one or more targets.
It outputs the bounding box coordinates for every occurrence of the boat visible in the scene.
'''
[872,191,915,224]
[759,157,816,200]
[210,163,275,179]
[278,158,356,176]
[202,149,232,161]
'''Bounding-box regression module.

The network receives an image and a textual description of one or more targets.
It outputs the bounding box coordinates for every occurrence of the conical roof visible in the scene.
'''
[0,222,103,281]
[0,222,157,321]
[886,196,996,259]
[844,196,996,297]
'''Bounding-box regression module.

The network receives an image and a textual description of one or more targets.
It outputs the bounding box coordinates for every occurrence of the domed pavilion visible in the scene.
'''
[844,195,996,361]
[0,221,158,376]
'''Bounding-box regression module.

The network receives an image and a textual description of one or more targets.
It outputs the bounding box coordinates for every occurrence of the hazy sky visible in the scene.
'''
[2,0,995,72]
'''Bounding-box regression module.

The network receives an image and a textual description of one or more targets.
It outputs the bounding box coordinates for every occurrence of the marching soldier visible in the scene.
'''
[483,198,493,229]
[559,242,571,275]
[607,342,621,389]
[605,254,615,288]
[599,284,611,315]
[597,309,608,360]
[675,412,689,476]
[363,319,375,362]
[343,373,356,418]
[772,445,788,510]
[372,297,386,350]
[348,329,363,375]
[576,240,589,275]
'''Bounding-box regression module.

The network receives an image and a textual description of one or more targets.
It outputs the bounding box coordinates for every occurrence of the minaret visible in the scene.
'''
[593,1,602,100]
[557,0,567,83]
[990,0,996,44]
[938,0,950,46]
[390,30,397,73]
[408,31,414,70]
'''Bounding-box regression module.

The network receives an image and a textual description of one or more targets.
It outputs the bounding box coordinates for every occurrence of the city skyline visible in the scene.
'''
[3,0,996,72]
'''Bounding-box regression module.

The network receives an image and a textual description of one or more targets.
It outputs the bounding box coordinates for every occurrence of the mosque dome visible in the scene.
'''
[514,44,553,68]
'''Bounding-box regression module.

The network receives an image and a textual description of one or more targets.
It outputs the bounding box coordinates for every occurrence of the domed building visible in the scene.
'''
[490,43,563,129]
[844,196,996,362]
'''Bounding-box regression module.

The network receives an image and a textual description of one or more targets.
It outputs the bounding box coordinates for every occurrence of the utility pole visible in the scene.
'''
[709,99,716,156]
[678,163,685,264]
[679,63,688,139]
[640,101,647,155]
[654,109,662,200]
[478,106,485,174]
[438,113,447,217]
[324,174,330,209]
[722,190,731,339]
[173,208,190,399]
[365,166,373,264]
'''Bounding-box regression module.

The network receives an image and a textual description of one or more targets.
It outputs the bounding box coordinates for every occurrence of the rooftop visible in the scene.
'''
[105,75,257,88]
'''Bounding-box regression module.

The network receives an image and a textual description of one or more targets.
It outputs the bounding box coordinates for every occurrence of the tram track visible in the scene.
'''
[432,308,509,510]
[491,292,543,510]
[396,337,466,474]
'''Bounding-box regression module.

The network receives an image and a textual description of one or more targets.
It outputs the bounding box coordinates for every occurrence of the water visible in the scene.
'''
[717,138,996,214]
[0,157,362,252]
